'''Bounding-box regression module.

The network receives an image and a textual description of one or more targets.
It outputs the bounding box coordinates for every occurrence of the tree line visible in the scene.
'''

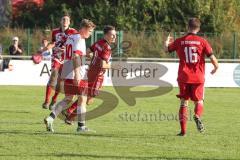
[10,0,240,33]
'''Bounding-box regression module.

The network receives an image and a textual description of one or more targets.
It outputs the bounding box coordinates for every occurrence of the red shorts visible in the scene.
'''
[64,79,88,96]
[177,82,204,101]
[88,75,104,97]
[51,59,63,70]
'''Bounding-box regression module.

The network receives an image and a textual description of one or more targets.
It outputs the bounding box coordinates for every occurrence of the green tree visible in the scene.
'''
[9,0,240,33]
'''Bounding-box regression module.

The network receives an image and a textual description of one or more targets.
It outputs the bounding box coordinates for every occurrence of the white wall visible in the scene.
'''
[0,60,239,87]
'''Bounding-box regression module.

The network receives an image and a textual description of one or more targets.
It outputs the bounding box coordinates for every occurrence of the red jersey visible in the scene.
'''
[89,39,112,76]
[51,27,77,63]
[168,33,213,83]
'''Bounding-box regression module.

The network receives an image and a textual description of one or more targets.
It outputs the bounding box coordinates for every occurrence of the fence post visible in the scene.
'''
[117,31,123,57]
[27,28,31,56]
[173,32,177,58]
[233,32,237,59]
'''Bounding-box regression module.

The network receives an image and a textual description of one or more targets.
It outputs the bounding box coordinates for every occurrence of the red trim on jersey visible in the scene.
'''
[71,32,81,36]
[51,27,77,43]
[73,50,83,56]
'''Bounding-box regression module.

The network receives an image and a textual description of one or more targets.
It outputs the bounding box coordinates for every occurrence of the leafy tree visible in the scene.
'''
[9,0,240,33]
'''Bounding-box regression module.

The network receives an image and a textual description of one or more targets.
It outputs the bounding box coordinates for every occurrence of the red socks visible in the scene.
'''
[194,102,203,118]
[178,102,204,134]
[67,100,78,114]
[179,106,188,134]
[52,91,59,103]
[44,85,60,104]
[66,100,78,121]
[44,85,52,104]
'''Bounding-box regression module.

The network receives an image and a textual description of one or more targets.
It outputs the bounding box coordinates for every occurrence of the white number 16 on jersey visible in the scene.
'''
[184,47,198,63]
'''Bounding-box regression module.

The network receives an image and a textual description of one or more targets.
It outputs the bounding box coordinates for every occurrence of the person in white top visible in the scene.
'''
[44,19,96,133]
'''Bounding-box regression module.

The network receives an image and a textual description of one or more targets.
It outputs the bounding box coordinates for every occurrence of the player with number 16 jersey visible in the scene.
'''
[168,33,213,83]
[165,18,218,136]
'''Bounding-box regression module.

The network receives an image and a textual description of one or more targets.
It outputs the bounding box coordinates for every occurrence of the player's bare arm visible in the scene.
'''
[86,48,93,59]
[164,34,174,52]
[47,42,55,50]
[101,60,121,70]
[72,54,82,85]
[209,54,219,74]
[40,42,55,53]
[101,60,111,69]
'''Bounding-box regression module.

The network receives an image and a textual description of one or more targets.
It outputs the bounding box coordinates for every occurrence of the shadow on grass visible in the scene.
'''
[0,153,238,160]
[0,121,41,125]
[0,129,178,138]
[0,110,30,114]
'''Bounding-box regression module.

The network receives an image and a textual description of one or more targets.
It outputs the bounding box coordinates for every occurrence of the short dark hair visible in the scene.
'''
[62,14,71,19]
[103,25,115,35]
[188,18,201,30]
[79,19,96,29]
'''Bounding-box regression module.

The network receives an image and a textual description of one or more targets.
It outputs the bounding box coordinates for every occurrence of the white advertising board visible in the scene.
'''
[0,60,239,87]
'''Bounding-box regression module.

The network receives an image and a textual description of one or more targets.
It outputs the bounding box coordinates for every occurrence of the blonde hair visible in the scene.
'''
[79,19,96,29]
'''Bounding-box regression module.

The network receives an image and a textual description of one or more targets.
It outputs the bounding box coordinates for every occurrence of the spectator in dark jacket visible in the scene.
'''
[9,36,23,59]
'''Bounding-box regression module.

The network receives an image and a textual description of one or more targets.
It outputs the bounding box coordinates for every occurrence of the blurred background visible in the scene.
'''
[0,0,240,59]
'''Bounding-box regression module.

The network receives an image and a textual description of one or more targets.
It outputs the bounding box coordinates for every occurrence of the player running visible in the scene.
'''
[42,14,77,110]
[165,18,219,136]
[44,19,96,132]
[63,25,118,124]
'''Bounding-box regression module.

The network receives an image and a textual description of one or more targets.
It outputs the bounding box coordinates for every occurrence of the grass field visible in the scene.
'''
[0,86,239,160]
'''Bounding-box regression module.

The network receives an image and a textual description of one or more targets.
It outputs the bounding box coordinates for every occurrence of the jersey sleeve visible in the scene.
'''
[101,46,111,62]
[70,29,78,35]
[72,37,84,56]
[203,40,213,57]
[168,40,177,52]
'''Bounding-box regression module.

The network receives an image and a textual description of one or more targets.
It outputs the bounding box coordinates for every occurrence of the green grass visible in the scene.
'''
[0,86,239,160]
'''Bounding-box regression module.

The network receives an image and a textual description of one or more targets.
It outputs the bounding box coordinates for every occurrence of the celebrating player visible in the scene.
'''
[64,25,118,124]
[165,18,219,136]
[42,14,77,110]
[44,19,96,132]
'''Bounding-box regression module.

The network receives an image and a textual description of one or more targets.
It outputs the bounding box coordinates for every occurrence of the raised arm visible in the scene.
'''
[164,34,174,52]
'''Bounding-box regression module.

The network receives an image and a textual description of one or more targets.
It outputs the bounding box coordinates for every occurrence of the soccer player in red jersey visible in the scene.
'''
[165,18,219,136]
[42,15,77,110]
[64,25,117,124]
[44,19,96,132]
